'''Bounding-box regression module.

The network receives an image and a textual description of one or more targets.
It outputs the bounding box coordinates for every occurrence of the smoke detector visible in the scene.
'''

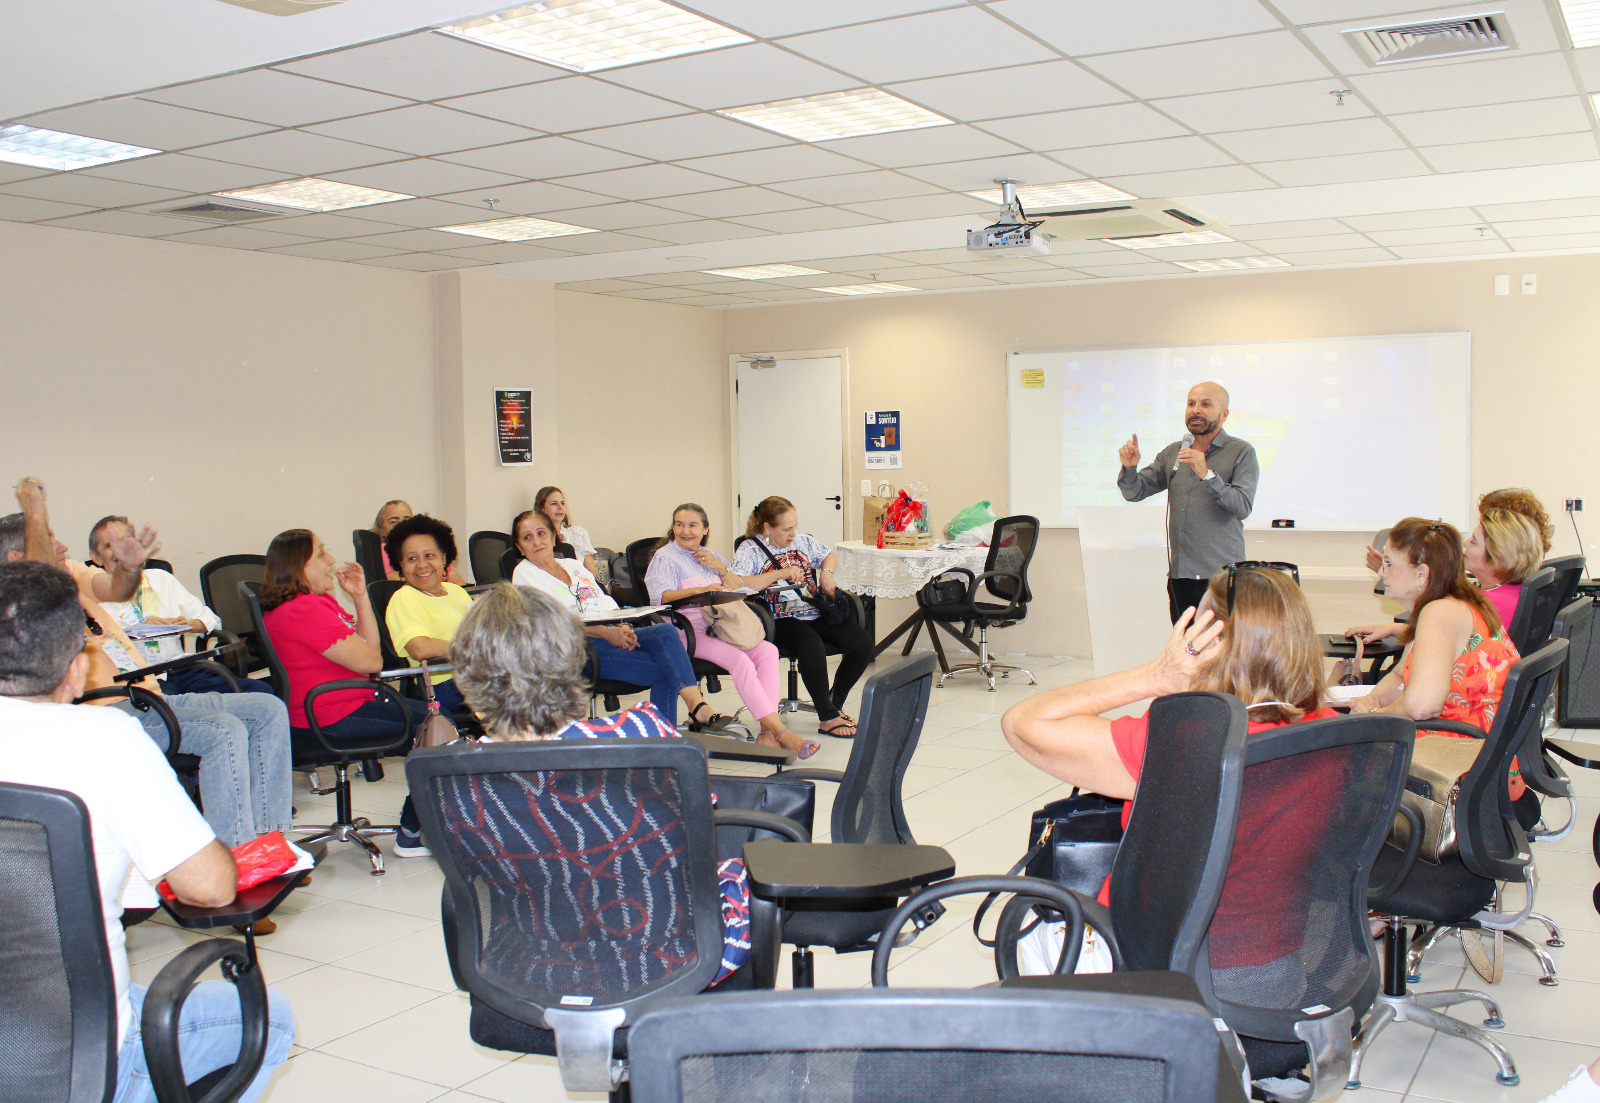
[1342,12,1516,66]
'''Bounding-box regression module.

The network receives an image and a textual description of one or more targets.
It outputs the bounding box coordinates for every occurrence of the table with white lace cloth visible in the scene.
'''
[830,540,988,600]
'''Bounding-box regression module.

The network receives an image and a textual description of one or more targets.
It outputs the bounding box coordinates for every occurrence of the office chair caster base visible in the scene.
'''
[1350,991,1517,1089]
[1528,912,1563,946]
[937,661,1035,691]
[292,819,399,875]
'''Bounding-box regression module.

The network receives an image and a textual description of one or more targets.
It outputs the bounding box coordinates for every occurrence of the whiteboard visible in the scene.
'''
[1007,333,1471,532]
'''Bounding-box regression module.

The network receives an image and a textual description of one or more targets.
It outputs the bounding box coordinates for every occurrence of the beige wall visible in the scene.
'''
[722,253,1600,655]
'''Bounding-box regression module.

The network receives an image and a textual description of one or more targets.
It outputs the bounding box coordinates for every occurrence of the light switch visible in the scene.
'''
[1522,273,1537,295]
[1493,275,1510,295]
[861,479,872,496]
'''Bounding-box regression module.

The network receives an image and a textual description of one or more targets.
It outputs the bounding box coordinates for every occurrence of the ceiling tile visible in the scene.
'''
[0,164,49,186]
[159,225,318,249]
[1053,135,1234,177]
[551,230,677,253]
[1422,133,1599,174]
[143,70,411,127]
[939,257,1058,274]
[1348,53,1578,115]
[17,97,273,151]
[439,137,646,180]
[599,44,856,109]
[610,286,702,299]
[1153,81,1373,133]
[1492,214,1600,237]
[428,183,613,218]
[649,187,810,217]
[534,201,697,229]
[556,278,654,293]
[842,193,995,219]
[1232,217,1365,238]
[1213,117,1404,162]
[441,79,685,133]
[40,210,208,237]
[348,198,507,229]
[305,105,538,158]
[1475,196,1600,221]
[1240,232,1384,252]
[1271,0,1460,23]
[899,154,1083,192]
[1266,247,1395,265]
[1078,32,1337,100]
[678,145,874,184]
[998,0,1283,55]
[1338,208,1480,231]
[553,163,740,200]
[897,273,1006,288]
[0,174,185,209]
[676,0,958,38]
[1509,233,1600,250]
[350,228,500,251]
[276,31,567,101]
[433,241,582,262]
[189,131,405,176]
[771,170,941,204]
[78,154,285,193]
[1361,225,1497,246]
[818,126,1026,169]
[885,61,1129,122]
[781,9,1058,84]
[0,194,94,221]
[985,270,1090,285]
[1391,98,1595,148]
[1069,261,1182,276]
[728,207,886,232]
[1576,48,1600,93]
[1100,164,1276,196]
[576,115,787,161]
[1385,240,1510,258]
[624,219,771,243]
[1254,149,1431,187]
[327,159,524,198]
[883,245,989,263]
[264,240,409,261]
[985,103,1189,149]
[357,253,494,271]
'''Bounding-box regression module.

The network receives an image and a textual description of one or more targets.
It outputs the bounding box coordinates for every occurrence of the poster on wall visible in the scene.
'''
[864,409,902,469]
[495,389,534,466]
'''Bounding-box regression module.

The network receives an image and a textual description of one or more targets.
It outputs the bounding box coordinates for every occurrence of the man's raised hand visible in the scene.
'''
[1118,434,1140,468]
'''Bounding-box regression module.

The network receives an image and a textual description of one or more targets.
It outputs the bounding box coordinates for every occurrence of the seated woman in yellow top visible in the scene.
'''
[383,514,472,714]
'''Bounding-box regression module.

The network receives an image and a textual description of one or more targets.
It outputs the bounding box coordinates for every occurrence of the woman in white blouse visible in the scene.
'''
[534,486,598,580]
[510,508,729,731]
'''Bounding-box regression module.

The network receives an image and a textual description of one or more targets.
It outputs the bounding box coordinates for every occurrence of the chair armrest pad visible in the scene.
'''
[143,938,269,1103]
[1415,719,1487,740]
[714,809,810,843]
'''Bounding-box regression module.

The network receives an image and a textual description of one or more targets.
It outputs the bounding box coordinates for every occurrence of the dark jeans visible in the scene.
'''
[432,678,465,715]
[1168,577,1211,624]
[771,615,874,722]
[295,695,428,835]
[589,622,696,724]
[162,666,277,696]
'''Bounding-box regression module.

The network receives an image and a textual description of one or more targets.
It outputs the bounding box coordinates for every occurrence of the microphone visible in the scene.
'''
[1174,431,1194,472]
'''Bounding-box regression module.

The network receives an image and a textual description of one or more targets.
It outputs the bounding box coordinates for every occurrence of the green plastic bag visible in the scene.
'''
[944,500,997,540]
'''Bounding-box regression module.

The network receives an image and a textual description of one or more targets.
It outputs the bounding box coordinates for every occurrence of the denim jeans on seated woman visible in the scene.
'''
[293,694,428,834]
[587,621,696,725]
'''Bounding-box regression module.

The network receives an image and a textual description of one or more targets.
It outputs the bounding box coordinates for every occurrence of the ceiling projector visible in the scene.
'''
[966,179,1052,258]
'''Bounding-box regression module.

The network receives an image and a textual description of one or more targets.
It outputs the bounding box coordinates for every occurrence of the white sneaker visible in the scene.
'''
[1540,1066,1600,1103]
[392,830,432,858]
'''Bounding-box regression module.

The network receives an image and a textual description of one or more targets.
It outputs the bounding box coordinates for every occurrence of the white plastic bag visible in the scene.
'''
[1018,918,1115,975]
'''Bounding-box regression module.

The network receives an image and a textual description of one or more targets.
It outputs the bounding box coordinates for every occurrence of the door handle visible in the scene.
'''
[824,495,842,510]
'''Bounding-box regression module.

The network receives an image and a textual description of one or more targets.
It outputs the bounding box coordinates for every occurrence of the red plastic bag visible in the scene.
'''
[157,831,298,902]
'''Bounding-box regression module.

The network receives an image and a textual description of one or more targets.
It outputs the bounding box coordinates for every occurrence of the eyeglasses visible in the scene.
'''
[1225,561,1300,614]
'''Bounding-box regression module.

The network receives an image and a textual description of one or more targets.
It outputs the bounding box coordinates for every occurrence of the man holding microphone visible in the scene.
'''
[1117,381,1260,622]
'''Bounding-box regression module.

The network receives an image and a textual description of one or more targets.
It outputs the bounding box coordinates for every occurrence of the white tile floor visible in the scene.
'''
[125,654,1600,1103]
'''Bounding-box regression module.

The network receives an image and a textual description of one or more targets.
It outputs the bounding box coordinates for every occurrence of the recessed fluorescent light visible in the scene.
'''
[1556,0,1600,46]
[0,124,159,172]
[435,215,597,241]
[215,177,413,212]
[1106,230,1234,249]
[966,181,1135,207]
[440,0,751,73]
[1174,257,1292,272]
[812,282,919,296]
[718,88,948,143]
[702,264,824,280]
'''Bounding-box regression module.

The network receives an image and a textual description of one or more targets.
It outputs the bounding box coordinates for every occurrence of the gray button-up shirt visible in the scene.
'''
[1117,428,1259,578]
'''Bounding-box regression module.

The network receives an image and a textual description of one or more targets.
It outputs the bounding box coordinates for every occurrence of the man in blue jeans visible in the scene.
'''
[0,560,295,1101]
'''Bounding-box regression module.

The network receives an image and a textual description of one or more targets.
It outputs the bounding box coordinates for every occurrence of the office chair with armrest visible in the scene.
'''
[1543,554,1586,609]
[498,544,576,585]
[1506,566,1558,656]
[199,555,268,677]
[239,581,416,875]
[351,529,385,583]
[916,514,1040,690]
[366,579,482,737]
[467,531,514,585]
[404,738,792,1099]
[0,781,271,1103]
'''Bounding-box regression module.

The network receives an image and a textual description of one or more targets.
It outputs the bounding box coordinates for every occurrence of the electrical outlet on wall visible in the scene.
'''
[1567,498,1583,512]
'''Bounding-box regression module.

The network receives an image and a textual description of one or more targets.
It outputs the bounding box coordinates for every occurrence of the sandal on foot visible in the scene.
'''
[687,702,733,732]
[819,715,856,738]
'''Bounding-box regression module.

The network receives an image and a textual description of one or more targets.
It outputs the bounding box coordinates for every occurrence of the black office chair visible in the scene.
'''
[467,531,514,585]
[1356,640,1568,1088]
[916,514,1040,690]
[1506,566,1558,656]
[0,781,270,1103]
[366,579,481,737]
[239,581,416,875]
[199,554,268,676]
[498,543,577,586]
[626,987,1238,1103]
[352,528,385,583]
[1543,554,1586,609]
[404,738,794,1098]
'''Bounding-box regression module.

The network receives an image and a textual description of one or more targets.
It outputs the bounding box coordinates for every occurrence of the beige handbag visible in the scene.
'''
[1389,733,1483,863]
[1329,635,1365,687]
[704,597,766,650]
[416,662,462,748]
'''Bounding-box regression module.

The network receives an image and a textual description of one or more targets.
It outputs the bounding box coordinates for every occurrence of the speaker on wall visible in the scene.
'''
[1557,590,1600,729]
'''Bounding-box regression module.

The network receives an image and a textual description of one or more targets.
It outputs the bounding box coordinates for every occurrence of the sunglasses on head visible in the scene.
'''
[1224,561,1300,614]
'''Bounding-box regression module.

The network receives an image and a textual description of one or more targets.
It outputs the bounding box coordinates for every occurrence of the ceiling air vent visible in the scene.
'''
[1342,12,1515,66]
[1033,199,1225,241]
[152,199,288,224]
[214,0,347,15]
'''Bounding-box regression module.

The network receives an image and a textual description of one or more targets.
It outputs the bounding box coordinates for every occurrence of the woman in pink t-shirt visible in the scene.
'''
[1464,508,1545,632]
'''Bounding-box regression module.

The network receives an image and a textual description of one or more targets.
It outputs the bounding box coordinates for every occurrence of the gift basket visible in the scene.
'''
[877,482,934,549]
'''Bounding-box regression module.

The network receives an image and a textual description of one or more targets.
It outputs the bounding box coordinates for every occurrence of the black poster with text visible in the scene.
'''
[495,389,533,466]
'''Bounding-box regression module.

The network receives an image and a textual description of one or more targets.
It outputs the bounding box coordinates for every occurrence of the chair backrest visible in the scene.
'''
[0,782,116,1103]
[1506,566,1558,655]
[1198,713,1415,1043]
[1452,639,1567,882]
[235,581,289,700]
[626,537,663,607]
[1108,692,1249,975]
[626,988,1222,1103]
[366,580,408,670]
[829,654,935,845]
[144,557,174,575]
[498,547,522,585]
[983,515,1039,605]
[1543,554,1586,609]
[467,531,514,586]
[199,554,267,639]
[405,739,724,1026]
[352,529,385,583]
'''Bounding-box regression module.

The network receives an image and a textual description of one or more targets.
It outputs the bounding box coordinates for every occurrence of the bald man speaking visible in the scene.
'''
[1117,381,1260,623]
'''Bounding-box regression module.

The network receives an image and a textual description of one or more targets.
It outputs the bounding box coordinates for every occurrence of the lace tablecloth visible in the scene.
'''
[831,540,989,599]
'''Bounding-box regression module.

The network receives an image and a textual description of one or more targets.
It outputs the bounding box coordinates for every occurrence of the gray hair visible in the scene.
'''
[0,561,84,697]
[0,513,24,559]
[449,583,589,738]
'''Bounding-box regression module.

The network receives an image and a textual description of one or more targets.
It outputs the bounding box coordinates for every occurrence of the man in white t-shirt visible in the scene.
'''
[0,559,295,1102]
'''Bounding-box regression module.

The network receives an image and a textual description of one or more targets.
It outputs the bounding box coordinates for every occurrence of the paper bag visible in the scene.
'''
[862,481,895,541]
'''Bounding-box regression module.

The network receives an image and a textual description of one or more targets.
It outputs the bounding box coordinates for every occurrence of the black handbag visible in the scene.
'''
[753,540,851,627]
[923,570,969,608]
[973,790,1126,946]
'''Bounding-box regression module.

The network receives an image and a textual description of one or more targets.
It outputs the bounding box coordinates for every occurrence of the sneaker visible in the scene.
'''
[1541,1067,1600,1103]
[393,829,432,858]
